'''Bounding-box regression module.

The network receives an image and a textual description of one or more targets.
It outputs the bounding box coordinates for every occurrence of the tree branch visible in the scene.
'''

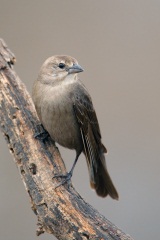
[0,38,134,240]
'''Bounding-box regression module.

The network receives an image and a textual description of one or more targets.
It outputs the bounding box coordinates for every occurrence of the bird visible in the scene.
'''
[32,55,118,199]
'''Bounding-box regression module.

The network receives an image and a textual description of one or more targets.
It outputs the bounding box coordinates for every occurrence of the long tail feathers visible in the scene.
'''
[90,152,119,199]
[81,128,119,199]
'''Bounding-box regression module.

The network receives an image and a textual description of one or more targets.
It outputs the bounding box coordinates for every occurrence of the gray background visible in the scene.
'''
[0,1,160,240]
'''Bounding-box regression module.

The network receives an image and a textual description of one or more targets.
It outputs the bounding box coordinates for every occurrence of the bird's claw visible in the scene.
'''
[34,124,49,142]
[53,172,72,189]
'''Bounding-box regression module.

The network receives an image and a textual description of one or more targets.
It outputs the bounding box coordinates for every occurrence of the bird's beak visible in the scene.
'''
[68,64,84,74]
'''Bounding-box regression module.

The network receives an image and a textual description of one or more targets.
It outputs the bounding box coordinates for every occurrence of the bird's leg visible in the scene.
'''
[53,152,81,188]
[34,124,49,142]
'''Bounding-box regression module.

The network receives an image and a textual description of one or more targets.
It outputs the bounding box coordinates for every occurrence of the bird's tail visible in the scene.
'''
[84,144,119,199]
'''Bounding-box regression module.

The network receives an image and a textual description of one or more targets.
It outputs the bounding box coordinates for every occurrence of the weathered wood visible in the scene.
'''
[0,38,134,240]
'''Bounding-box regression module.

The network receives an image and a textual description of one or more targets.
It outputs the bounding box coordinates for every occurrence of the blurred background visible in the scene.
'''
[0,1,160,239]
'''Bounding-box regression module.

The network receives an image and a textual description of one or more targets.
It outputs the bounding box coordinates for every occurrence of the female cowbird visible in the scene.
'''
[32,55,118,199]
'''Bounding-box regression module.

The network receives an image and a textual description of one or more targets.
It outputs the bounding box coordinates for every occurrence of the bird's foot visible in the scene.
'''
[34,124,49,142]
[53,171,73,189]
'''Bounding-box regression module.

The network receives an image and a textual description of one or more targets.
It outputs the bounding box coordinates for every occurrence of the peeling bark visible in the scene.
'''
[0,38,134,240]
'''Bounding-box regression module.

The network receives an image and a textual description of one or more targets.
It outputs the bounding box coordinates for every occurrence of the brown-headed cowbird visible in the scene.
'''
[32,55,118,199]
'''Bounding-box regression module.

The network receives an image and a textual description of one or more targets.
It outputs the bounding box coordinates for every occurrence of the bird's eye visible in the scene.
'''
[58,63,65,69]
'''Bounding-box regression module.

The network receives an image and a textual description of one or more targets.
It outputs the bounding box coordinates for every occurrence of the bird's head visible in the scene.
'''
[38,55,84,84]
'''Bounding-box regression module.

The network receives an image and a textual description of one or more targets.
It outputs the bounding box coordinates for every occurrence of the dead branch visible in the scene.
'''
[0,38,134,240]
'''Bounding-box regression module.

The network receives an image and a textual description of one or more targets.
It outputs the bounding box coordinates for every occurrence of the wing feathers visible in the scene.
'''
[73,86,118,199]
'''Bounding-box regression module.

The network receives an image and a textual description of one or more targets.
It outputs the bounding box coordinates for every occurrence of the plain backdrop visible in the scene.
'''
[0,1,160,240]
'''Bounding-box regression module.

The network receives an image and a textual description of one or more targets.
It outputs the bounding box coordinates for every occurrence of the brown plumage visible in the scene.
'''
[32,55,118,199]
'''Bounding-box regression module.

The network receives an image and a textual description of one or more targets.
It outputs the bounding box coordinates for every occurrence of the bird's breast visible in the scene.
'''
[39,83,82,150]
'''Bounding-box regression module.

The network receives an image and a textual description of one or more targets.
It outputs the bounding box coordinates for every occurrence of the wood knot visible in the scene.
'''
[29,163,37,175]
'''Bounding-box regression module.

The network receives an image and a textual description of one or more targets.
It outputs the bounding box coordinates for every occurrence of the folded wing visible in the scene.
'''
[73,85,118,199]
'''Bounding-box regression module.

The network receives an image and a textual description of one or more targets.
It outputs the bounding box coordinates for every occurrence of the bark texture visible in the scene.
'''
[0,38,134,240]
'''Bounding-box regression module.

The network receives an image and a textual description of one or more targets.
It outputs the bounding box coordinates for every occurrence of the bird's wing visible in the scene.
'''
[73,84,118,199]
[73,85,107,181]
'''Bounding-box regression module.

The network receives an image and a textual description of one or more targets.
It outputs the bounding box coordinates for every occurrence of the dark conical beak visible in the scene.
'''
[68,64,84,74]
